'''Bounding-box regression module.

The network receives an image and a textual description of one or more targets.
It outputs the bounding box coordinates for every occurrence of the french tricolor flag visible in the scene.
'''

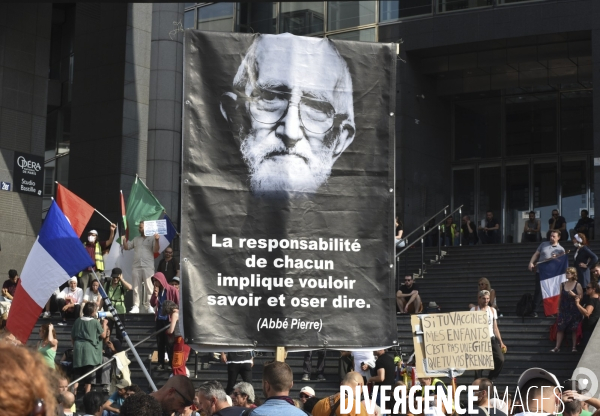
[7,201,94,343]
[538,254,568,316]
[155,214,178,258]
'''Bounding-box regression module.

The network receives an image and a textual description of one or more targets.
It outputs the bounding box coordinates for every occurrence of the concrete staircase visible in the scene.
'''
[26,240,595,403]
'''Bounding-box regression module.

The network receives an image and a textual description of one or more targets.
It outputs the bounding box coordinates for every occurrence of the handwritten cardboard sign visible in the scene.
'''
[420,311,494,371]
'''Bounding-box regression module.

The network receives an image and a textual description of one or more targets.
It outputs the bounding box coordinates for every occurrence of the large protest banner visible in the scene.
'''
[181,31,397,349]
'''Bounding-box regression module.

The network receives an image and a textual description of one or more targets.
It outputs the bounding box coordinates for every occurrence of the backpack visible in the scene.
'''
[516,293,534,320]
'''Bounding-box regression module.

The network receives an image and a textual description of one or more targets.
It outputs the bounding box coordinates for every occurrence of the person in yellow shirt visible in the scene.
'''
[312,371,369,416]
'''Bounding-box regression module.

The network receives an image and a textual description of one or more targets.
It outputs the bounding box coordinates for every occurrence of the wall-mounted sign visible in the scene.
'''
[13,152,44,197]
[1,181,11,191]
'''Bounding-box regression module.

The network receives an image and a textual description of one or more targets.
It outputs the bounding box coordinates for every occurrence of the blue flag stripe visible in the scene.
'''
[164,214,177,242]
[538,255,568,281]
[38,201,94,276]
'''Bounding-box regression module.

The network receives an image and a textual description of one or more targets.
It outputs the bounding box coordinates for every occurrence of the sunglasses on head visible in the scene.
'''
[174,389,193,407]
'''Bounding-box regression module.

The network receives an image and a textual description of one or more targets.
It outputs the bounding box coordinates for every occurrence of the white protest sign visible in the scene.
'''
[144,219,167,236]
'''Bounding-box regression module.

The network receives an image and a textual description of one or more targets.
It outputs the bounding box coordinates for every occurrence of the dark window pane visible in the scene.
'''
[453,169,475,219]
[239,2,276,34]
[328,28,376,42]
[380,0,432,20]
[479,166,501,222]
[561,91,592,152]
[561,159,587,232]
[438,0,491,13]
[506,94,557,156]
[184,10,195,29]
[280,2,324,36]
[454,99,501,160]
[506,165,529,243]
[533,162,557,235]
[328,1,375,31]
[198,3,234,32]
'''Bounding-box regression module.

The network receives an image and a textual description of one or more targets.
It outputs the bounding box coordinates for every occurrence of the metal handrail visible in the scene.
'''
[396,204,464,258]
[395,205,464,283]
[400,205,449,244]
[67,324,170,388]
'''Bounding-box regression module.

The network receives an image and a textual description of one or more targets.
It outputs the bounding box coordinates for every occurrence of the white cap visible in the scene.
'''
[517,367,560,391]
[69,277,78,283]
[300,386,315,397]
[88,230,98,235]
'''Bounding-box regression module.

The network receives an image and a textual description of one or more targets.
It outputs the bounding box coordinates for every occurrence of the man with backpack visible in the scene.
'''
[104,268,131,339]
[527,230,565,317]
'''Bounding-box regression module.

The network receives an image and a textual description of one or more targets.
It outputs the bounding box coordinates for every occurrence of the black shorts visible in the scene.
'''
[74,365,96,384]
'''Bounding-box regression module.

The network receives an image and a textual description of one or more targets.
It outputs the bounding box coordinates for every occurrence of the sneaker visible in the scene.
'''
[302,374,310,381]
[57,321,67,326]
[129,306,139,314]
[317,374,326,381]
[43,311,51,319]
[146,306,155,314]
[530,312,538,318]
[157,364,166,371]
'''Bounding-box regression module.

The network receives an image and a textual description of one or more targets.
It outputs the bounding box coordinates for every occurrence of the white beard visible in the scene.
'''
[240,130,335,196]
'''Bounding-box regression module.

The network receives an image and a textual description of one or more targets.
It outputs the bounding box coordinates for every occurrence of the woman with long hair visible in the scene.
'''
[37,322,58,369]
[552,267,583,352]
[572,233,598,288]
[469,278,497,311]
[82,278,103,312]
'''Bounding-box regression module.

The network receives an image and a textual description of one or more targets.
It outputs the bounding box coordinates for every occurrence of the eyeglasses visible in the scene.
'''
[174,389,194,407]
[30,399,45,416]
[248,87,337,134]
[299,393,311,399]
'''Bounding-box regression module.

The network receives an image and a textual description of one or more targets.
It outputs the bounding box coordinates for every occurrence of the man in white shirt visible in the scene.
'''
[351,350,376,384]
[123,221,159,313]
[470,290,506,381]
[57,277,83,326]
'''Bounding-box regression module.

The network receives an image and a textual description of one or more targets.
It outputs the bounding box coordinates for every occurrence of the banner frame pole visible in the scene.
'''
[275,346,286,362]
[92,270,158,391]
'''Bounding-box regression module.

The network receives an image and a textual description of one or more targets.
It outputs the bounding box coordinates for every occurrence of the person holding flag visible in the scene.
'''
[79,224,116,290]
[123,222,159,313]
[528,230,566,317]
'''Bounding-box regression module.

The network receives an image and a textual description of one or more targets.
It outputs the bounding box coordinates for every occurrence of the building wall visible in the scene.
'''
[0,3,52,273]
[147,3,184,225]
[68,3,152,233]
[380,0,598,232]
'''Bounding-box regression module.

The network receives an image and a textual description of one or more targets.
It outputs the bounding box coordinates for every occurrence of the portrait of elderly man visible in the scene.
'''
[220,33,356,198]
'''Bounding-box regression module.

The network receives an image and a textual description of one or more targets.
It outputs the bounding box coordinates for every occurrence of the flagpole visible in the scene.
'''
[94,209,113,225]
[92,270,158,392]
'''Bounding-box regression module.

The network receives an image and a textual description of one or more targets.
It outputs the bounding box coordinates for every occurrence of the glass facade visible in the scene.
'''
[452,89,593,242]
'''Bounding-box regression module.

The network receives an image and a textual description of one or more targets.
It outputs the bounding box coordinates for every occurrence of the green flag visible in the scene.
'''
[125,177,165,240]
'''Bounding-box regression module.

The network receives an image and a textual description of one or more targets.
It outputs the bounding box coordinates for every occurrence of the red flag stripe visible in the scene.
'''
[56,184,95,237]
[5,283,44,343]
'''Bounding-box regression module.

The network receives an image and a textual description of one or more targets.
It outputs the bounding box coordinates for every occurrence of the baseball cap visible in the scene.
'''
[517,367,560,391]
[115,379,131,389]
[300,386,315,397]
[88,230,98,235]
[171,276,180,283]
[111,268,122,278]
